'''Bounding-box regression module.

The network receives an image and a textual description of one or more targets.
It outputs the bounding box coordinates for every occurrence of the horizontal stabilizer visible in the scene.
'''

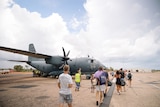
[0,46,51,58]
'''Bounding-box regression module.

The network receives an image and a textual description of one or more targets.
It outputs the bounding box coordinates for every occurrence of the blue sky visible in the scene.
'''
[13,0,87,32]
[0,0,160,70]
[13,0,86,18]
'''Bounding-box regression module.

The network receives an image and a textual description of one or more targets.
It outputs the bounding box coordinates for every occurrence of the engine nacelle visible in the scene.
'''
[45,56,63,65]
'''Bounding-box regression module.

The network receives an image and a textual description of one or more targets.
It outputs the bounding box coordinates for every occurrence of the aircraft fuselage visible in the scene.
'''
[28,57,105,77]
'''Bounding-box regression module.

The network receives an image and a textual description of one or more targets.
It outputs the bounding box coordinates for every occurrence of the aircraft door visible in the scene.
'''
[90,62,96,71]
[88,59,96,71]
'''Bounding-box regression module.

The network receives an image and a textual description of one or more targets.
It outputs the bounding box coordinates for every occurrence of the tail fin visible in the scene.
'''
[29,43,36,53]
[28,44,43,61]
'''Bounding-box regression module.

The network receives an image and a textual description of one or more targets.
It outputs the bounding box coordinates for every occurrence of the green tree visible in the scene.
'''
[110,67,114,71]
[14,65,23,72]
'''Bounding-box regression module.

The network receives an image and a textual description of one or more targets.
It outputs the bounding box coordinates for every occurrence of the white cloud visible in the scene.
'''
[0,0,160,69]
[0,0,70,54]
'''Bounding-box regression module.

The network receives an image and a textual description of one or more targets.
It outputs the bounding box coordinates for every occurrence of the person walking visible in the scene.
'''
[75,69,81,91]
[58,65,73,107]
[78,68,82,86]
[94,66,106,106]
[90,73,96,93]
[119,68,126,92]
[127,70,132,87]
[125,70,129,86]
[115,70,121,95]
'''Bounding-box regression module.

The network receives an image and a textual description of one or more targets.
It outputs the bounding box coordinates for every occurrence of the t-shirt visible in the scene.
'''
[94,70,104,85]
[58,73,73,95]
[120,71,125,78]
[94,70,103,79]
[75,73,81,82]
[128,73,132,79]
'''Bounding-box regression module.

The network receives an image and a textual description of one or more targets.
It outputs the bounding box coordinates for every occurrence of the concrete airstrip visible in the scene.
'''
[0,71,160,107]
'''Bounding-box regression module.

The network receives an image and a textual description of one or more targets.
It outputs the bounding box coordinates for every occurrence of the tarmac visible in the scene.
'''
[0,72,160,107]
[109,72,160,107]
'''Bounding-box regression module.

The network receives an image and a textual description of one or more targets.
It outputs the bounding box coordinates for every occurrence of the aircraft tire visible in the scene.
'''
[86,76,91,80]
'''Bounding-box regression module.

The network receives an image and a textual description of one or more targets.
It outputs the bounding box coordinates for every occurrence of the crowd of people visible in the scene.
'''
[57,65,132,107]
[114,68,132,95]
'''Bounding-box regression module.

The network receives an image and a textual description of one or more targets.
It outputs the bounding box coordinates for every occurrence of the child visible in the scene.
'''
[90,73,96,93]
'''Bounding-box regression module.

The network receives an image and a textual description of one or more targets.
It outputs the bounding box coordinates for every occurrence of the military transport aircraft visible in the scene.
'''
[0,44,106,78]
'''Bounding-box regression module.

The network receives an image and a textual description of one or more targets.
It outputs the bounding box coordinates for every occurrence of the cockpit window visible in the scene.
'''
[91,59,94,63]
[88,59,95,63]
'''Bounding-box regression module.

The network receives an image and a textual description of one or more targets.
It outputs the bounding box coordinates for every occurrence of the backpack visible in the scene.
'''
[120,79,126,86]
[128,73,132,79]
[120,71,125,78]
[108,80,112,86]
[99,72,107,85]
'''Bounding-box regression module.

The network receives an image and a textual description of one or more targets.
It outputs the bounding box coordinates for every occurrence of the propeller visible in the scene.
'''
[59,47,70,69]
[62,47,70,64]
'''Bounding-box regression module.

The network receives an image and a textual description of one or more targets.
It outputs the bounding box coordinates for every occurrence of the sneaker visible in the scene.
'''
[118,92,121,95]
[104,93,106,97]
[96,101,98,106]
[100,100,103,104]
[117,92,121,95]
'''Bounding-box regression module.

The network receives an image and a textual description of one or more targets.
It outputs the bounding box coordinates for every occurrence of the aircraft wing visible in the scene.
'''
[8,60,29,63]
[0,46,51,58]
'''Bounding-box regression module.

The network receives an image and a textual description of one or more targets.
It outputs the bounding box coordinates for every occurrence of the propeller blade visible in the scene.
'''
[59,64,65,69]
[67,50,70,56]
[62,47,66,57]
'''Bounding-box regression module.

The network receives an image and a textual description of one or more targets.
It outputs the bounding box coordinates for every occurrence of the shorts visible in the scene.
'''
[75,82,80,88]
[128,78,132,80]
[59,93,72,104]
[95,85,106,91]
